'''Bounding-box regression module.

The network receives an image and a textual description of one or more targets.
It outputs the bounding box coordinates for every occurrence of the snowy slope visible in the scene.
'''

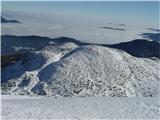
[38,45,160,97]
[2,45,160,97]
[2,95,160,119]
[1,43,78,95]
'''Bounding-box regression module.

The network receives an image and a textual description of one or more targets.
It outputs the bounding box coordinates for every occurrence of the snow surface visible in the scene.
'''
[1,95,160,119]
[2,45,160,97]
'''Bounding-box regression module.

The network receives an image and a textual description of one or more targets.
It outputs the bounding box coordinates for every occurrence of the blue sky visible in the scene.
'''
[2,1,159,26]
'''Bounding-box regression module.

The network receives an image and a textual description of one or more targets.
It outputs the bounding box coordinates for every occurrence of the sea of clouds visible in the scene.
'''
[1,10,158,44]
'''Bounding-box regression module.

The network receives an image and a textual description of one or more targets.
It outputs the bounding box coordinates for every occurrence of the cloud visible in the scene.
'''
[1,10,158,44]
[147,28,160,32]
[99,26,126,31]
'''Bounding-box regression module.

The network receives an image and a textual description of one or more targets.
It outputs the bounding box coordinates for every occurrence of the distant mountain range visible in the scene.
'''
[1,35,160,58]
[141,33,160,42]
[1,17,21,23]
[108,39,160,58]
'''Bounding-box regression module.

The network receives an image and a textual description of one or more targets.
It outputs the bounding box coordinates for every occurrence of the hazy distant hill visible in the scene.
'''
[1,17,20,23]
[108,39,160,58]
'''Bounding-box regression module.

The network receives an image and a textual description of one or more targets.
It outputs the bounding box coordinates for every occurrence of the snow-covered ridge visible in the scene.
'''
[2,44,160,97]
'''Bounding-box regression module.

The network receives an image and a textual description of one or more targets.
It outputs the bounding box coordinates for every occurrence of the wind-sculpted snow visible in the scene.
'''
[2,45,159,97]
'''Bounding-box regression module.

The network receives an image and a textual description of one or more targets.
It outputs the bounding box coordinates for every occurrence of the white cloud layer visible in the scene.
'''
[1,11,158,44]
